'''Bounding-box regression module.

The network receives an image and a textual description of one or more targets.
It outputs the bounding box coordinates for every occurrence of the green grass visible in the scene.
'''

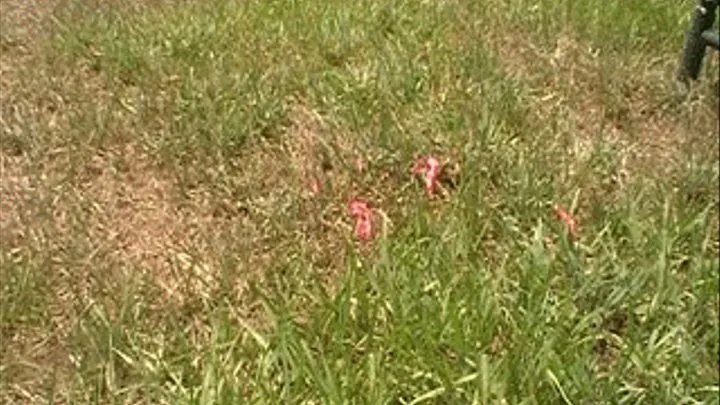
[1,0,718,403]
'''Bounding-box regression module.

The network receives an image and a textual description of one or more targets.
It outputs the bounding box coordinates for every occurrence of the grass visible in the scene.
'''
[1,0,718,403]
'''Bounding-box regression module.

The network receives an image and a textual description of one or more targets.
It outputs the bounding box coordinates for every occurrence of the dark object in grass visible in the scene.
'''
[676,0,719,90]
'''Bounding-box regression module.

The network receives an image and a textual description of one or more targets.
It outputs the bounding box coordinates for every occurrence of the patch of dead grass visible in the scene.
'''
[492,22,718,149]
[0,154,29,243]
[0,0,59,41]
[488,21,718,217]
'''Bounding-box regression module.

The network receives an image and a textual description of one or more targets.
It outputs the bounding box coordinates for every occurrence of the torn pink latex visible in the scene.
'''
[412,155,441,195]
[309,177,321,196]
[349,198,374,241]
[552,203,578,238]
[355,156,366,173]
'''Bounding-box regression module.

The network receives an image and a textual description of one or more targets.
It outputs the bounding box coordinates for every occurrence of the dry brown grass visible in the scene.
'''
[0,0,59,40]
[484,18,718,232]
[489,21,718,161]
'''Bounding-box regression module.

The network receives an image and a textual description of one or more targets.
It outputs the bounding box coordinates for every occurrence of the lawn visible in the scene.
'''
[1,0,718,403]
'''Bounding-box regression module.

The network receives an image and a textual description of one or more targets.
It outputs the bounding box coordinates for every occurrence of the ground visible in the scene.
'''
[1,0,718,403]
